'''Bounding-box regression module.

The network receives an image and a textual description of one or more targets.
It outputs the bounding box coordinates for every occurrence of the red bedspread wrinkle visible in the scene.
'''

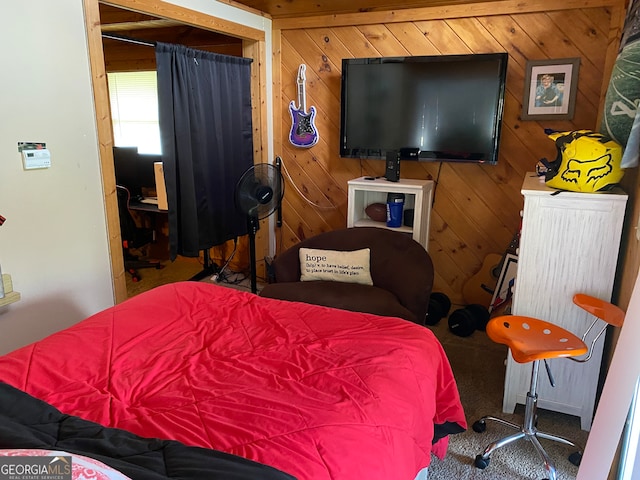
[0,282,465,480]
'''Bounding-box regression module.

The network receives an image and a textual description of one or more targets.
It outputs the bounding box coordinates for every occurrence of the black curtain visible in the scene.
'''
[156,42,254,260]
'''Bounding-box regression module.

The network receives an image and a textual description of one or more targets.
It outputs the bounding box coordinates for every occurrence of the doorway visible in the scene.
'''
[82,0,269,303]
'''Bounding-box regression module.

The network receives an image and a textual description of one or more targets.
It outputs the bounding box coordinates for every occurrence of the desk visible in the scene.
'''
[129,199,166,213]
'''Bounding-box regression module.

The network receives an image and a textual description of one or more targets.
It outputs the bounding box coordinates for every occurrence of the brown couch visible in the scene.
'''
[259,227,434,325]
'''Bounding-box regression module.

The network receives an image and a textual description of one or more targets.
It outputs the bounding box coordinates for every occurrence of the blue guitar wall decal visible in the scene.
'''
[289,64,319,148]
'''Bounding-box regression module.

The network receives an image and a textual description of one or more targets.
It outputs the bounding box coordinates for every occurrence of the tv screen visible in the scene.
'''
[340,53,508,164]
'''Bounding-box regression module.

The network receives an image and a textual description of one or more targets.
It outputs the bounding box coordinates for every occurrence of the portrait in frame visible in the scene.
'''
[521,58,581,121]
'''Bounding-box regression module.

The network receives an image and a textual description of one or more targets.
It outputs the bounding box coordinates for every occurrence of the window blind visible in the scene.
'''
[107,71,161,154]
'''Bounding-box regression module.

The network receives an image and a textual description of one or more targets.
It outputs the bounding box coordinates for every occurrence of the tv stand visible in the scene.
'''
[347,176,433,251]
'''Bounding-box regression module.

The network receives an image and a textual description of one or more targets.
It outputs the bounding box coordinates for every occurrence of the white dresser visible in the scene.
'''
[504,173,628,430]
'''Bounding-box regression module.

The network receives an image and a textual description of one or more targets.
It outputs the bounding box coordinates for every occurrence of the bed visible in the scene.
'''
[0,281,466,479]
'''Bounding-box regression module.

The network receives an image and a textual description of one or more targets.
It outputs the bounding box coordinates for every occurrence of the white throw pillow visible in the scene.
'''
[299,248,373,285]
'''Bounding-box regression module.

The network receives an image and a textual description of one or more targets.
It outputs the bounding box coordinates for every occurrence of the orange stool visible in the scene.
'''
[473,294,625,480]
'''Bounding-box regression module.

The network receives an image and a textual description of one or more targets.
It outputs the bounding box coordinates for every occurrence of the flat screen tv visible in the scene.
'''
[340,53,508,164]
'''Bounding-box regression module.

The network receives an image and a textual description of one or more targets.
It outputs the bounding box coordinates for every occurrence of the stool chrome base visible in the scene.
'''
[473,361,583,480]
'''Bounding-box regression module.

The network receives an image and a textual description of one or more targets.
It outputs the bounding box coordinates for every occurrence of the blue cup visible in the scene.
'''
[386,193,404,228]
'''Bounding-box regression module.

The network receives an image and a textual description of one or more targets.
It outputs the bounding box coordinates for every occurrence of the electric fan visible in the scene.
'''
[234,159,284,293]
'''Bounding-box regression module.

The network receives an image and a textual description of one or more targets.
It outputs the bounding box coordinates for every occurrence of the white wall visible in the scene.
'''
[0,0,114,355]
[578,270,640,479]
[0,0,272,356]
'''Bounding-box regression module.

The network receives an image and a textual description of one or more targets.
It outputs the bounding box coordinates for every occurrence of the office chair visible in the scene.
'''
[473,293,625,480]
[116,185,162,282]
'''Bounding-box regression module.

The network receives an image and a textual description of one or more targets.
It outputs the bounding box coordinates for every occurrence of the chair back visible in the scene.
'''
[117,186,138,245]
[116,185,154,249]
[570,293,626,362]
[573,293,625,327]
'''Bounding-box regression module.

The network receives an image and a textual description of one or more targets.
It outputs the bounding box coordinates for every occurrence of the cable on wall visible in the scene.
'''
[279,157,337,210]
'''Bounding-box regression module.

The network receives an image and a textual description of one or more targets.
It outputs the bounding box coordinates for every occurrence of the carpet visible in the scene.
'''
[426,319,588,480]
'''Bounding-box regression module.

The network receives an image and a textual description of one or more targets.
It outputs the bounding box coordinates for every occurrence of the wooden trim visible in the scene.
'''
[84,0,127,303]
[243,38,270,273]
[101,0,265,41]
[271,28,282,255]
[244,40,268,166]
[273,0,623,29]
[216,0,273,19]
[271,29,282,174]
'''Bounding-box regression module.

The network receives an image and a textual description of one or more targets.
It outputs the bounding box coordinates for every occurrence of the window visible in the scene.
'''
[107,71,161,154]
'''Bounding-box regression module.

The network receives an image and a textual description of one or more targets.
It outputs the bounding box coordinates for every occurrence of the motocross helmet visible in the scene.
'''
[543,130,624,192]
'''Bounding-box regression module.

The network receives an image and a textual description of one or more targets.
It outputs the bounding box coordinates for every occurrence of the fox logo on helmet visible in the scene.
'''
[543,130,624,193]
[561,154,615,185]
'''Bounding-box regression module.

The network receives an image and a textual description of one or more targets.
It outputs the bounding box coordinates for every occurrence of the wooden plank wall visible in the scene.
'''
[272,0,626,306]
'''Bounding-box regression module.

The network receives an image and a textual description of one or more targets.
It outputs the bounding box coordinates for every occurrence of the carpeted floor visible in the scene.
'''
[125,264,588,479]
[426,318,588,480]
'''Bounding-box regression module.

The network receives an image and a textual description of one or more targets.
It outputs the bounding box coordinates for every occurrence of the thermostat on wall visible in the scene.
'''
[18,142,51,170]
[21,149,51,170]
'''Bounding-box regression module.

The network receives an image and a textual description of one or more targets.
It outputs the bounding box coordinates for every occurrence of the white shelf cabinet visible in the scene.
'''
[504,173,627,430]
[347,176,433,251]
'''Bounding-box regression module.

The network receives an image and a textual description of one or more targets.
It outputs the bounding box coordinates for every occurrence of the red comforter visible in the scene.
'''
[0,282,465,480]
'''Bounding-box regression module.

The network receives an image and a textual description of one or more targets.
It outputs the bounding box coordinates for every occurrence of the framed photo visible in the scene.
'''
[521,58,580,120]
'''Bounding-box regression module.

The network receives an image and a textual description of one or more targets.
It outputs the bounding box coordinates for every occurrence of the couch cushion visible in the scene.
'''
[299,248,373,285]
[259,281,416,322]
